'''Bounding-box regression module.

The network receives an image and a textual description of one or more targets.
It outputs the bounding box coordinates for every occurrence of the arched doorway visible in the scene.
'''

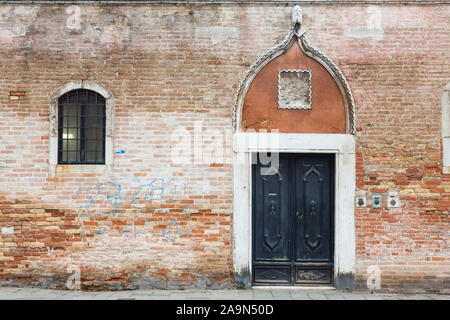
[232,6,356,289]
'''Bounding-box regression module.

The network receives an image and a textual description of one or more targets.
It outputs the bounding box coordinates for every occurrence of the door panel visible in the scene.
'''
[254,266,291,283]
[296,267,332,284]
[295,156,333,263]
[253,156,290,263]
[252,153,334,285]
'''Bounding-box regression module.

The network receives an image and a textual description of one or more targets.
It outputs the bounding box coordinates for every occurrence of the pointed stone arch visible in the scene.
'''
[232,7,356,134]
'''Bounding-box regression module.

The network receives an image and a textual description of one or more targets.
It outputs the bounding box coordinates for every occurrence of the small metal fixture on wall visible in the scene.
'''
[372,193,382,209]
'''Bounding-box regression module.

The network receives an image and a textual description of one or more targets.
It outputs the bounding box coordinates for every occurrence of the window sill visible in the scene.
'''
[51,163,110,176]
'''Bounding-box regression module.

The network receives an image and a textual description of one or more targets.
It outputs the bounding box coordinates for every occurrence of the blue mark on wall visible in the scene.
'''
[74,176,191,241]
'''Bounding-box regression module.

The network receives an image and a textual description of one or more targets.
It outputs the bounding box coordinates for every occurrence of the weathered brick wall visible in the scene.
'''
[0,3,448,292]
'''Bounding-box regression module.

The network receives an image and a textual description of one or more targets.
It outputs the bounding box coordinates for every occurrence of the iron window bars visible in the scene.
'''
[58,89,106,164]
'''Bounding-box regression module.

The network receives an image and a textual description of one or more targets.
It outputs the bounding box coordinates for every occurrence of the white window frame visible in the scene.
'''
[49,81,114,175]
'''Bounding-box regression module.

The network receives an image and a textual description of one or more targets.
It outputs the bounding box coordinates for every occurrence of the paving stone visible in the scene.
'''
[324,293,345,300]
[342,293,367,300]
[93,292,119,299]
[0,287,448,300]
[307,293,328,300]
[252,292,274,300]
[288,289,309,299]
[395,294,432,300]
[427,295,449,300]
[269,290,293,300]
[363,294,387,300]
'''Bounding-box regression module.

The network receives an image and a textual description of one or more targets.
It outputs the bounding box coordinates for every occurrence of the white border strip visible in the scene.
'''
[442,83,450,174]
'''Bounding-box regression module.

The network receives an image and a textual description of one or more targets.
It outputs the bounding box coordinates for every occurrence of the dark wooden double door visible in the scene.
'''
[252,153,334,285]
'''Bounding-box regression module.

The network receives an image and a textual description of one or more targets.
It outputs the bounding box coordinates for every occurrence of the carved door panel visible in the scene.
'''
[293,155,334,284]
[252,155,291,283]
[252,153,334,285]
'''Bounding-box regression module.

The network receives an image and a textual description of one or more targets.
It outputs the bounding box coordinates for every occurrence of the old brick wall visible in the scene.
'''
[0,2,448,292]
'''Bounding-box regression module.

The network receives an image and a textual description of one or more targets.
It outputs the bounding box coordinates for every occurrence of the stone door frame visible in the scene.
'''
[232,132,356,289]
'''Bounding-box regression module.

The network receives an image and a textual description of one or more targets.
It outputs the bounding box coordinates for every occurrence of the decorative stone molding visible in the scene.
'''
[48,81,115,173]
[232,5,356,134]
[278,69,312,110]
[298,36,356,135]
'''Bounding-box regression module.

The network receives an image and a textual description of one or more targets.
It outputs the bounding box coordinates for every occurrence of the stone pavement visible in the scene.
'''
[0,287,448,300]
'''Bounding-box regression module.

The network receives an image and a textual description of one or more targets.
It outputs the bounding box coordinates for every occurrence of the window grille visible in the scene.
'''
[58,89,106,164]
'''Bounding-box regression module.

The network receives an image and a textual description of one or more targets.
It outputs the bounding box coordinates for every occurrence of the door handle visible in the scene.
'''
[296,210,303,222]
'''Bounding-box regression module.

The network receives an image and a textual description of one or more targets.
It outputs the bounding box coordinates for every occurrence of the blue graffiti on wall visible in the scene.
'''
[74,176,191,241]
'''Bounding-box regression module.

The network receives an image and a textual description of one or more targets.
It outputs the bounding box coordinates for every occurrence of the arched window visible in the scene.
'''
[58,89,106,164]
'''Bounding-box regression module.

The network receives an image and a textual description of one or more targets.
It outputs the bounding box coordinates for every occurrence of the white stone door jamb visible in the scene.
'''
[232,133,356,289]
